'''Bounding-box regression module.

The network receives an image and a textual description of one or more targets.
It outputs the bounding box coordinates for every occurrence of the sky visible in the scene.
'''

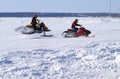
[0,0,120,13]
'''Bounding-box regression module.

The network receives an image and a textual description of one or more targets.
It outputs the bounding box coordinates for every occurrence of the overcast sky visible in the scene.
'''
[0,0,120,13]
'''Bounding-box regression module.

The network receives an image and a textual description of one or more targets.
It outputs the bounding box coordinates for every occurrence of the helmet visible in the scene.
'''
[75,19,78,21]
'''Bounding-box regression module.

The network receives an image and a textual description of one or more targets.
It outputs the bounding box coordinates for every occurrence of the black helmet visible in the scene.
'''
[75,19,78,21]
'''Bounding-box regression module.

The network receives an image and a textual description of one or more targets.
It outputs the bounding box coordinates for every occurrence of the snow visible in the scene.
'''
[0,17,120,79]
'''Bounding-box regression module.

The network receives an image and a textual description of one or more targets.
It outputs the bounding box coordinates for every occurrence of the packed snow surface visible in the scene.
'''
[0,17,120,79]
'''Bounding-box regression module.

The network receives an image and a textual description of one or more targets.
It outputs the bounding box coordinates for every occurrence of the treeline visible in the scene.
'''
[0,12,120,17]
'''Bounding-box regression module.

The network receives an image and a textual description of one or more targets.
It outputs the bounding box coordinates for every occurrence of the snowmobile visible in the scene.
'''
[15,22,53,37]
[62,27,91,38]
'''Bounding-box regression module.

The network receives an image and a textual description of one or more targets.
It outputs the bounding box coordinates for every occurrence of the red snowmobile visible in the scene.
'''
[62,27,91,38]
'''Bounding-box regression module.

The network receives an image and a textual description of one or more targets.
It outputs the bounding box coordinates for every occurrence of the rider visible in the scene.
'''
[31,14,49,31]
[72,19,91,37]
[71,19,82,33]
[31,14,39,30]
